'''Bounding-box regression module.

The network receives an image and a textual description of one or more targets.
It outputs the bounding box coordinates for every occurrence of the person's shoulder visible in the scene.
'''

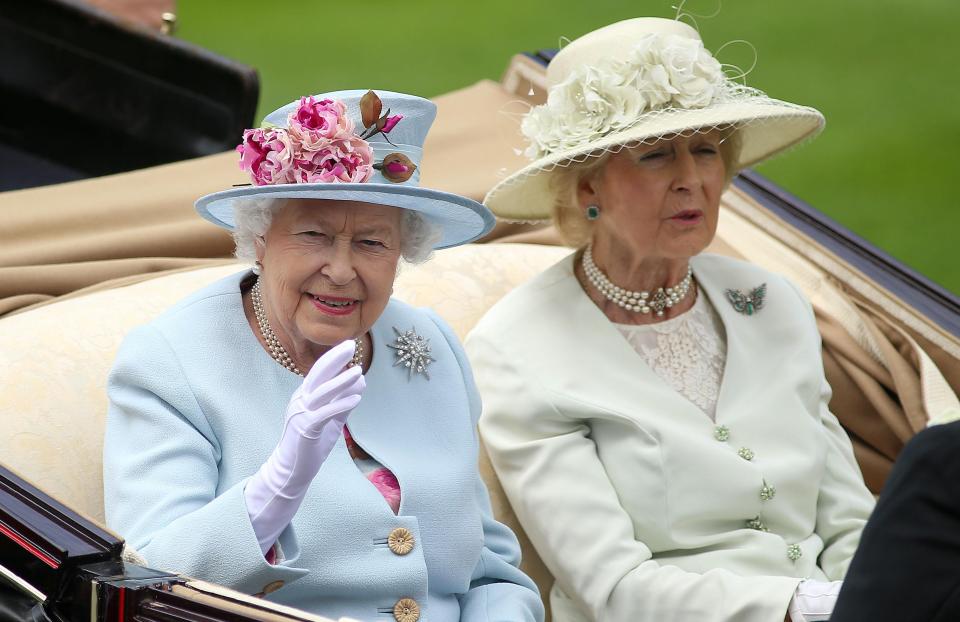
[125,270,248,348]
[694,252,781,281]
[380,298,461,354]
[902,420,960,462]
[471,251,577,338]
[159,270,247,318]
[152,270,246,322]
[378,297,440,335]
[693,253,805,303]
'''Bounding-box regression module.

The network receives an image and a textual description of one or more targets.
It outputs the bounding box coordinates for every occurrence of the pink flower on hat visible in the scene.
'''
[381,114,403,134]
[292,136,374,184]
[237,128,295,186]
[359,91,405,141]
[288,96,355,143]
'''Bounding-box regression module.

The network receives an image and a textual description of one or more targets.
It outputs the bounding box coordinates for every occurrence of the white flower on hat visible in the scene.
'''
[642,34,724,108]
[522,66,647,159]
[521,32,725,159]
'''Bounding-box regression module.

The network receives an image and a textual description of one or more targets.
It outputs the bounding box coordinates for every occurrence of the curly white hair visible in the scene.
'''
[232,197,441,266]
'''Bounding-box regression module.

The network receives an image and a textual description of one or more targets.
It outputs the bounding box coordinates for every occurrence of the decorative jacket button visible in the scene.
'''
[261,580,284,594]
[394,598,420,622]
[760,481,776,501]
[737,447,755,461]
[714,425,730,442]
[787,544,803,561]
[746,516,768,532]
[388,527,415,555]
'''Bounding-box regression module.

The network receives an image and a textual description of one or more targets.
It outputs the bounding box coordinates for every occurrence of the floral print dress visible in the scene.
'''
[344,426,402,513]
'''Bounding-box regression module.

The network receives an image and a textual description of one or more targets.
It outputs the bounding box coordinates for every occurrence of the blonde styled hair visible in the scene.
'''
[549,128,743,247]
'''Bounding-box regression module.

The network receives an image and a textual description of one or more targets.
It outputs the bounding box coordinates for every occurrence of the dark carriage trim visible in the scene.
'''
[0,464,122,597]
[0,0,259,190]
[0,466,120,559]
[0,466,318,622]
[132,584,316,622]
[735,171,960,339]
[529,50,558,65]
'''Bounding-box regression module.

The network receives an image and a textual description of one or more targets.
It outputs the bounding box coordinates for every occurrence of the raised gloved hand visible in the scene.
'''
[244,340,366,554]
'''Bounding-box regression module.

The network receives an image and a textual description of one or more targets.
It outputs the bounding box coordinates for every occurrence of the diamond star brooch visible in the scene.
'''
[387,326,436,380]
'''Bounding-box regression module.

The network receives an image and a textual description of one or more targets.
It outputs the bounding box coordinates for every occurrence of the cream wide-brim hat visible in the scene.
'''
[483,18,825,221]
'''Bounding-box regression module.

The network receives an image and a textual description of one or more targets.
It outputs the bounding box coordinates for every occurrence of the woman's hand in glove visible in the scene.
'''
[244,339,366,554]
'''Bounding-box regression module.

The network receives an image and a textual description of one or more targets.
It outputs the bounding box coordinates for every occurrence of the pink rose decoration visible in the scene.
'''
[377,152,417,183]
[381,114,403,134]
[236,94,391,187]
[288,96,354,145]
[292,136,374,184]
[237,127,295,186]
[367,468,401,514]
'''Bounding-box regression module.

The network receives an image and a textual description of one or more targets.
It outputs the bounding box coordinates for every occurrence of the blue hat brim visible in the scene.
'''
[195,183,495,249]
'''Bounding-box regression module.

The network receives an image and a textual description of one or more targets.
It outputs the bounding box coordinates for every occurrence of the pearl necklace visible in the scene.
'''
[251,277,363,375]
[582,244,694,317]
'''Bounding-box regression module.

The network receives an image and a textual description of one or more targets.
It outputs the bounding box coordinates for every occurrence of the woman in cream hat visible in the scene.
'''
[467,17,874,622]
[103,89,543,621]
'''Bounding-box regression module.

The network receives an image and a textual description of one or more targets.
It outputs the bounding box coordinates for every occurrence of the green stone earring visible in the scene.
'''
[586,204,601,220]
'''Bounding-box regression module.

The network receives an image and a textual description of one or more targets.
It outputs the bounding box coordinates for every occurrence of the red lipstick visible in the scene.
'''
[308,294,359,316]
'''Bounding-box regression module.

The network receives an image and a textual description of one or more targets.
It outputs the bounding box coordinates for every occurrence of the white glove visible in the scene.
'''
[788,579,843,622]
[244,340,366,554]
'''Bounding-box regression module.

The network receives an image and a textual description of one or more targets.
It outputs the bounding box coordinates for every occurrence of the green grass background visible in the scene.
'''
[177,0,958,293]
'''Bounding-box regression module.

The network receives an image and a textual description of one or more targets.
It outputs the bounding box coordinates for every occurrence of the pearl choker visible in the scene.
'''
[582,244,694,317]
[251,277,363,375]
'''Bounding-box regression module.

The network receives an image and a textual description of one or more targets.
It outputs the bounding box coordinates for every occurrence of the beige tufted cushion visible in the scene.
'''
[0,264,243,524]
[393,244,570,341]
[0,242,567,595]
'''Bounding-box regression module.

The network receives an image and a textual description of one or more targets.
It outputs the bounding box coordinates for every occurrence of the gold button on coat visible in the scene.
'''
[388,527,415,555]
[393,598,420,622]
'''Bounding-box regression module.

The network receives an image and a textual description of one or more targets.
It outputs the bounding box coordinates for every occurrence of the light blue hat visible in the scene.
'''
[195,90,495,249]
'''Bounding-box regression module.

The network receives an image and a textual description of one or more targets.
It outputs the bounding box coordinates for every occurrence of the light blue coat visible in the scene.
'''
[103,271,544,622]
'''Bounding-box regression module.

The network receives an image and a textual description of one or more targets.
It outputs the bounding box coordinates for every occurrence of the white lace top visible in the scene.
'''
[616,290,728,419]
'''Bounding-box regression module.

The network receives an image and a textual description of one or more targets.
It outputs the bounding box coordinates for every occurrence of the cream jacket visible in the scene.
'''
[466,253,875,622]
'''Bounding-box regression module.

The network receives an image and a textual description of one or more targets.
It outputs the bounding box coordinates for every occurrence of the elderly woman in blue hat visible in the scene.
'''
[103,90,544,622]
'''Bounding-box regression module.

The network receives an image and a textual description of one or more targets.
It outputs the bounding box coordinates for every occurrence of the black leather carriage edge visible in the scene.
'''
[0,0,260,192]
[735,171,960,340]
[0,466,324,622]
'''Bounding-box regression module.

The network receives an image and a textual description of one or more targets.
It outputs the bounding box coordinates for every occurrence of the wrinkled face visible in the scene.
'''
[256,199,403,351]
[580,130,727,260]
